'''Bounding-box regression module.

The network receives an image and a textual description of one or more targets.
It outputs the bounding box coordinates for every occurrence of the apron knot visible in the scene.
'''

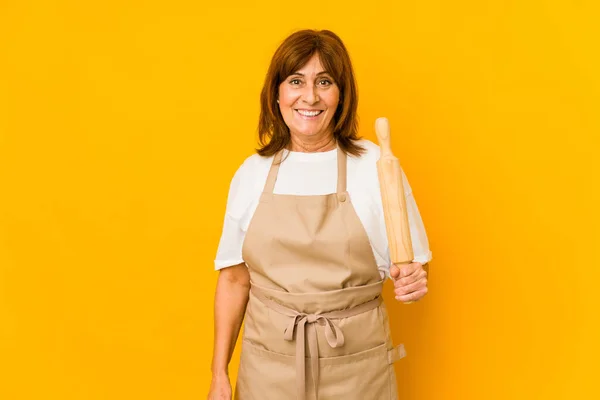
[283,313,345,348]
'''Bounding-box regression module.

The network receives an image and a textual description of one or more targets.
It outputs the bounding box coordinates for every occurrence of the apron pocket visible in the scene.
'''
[235,339,297,400]
[236,339,406,400]
[318,343,400,400]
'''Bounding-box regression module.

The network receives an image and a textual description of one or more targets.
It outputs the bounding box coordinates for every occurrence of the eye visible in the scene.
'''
[318,79,333,86]
[289,78,301,85]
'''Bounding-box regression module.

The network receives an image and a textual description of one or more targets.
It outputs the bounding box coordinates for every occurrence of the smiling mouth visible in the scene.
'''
[295,109,324,118]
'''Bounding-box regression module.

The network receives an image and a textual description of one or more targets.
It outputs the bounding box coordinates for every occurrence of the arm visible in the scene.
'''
[211,262,250,375]
[209,263,250,397]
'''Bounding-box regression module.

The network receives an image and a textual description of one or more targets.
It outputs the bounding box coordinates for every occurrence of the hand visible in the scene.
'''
[207,374,232,400]
[389,262,428,304]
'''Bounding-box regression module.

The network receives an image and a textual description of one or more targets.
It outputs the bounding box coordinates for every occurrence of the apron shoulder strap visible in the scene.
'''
[336,146,347,194]
[263,149,284,194]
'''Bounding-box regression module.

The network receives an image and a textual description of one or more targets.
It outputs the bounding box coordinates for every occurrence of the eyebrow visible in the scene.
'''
[290,71,332,77]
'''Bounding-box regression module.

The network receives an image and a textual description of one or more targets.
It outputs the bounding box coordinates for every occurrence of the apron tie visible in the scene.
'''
[283,313,345,400]
[251,286,382,400]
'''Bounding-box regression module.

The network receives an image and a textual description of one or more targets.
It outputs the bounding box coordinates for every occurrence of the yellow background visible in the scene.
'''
[1,1,598,399]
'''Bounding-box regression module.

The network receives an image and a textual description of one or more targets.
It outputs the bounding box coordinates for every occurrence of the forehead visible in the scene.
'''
[293,53,327,75]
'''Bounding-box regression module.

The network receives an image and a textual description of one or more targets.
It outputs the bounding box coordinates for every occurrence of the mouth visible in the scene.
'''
[295,109,324,119]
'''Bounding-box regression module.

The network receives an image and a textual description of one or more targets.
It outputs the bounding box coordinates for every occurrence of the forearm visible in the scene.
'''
[211,264,250,377]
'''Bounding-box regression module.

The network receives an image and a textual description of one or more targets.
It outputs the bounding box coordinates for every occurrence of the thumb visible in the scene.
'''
[389,264,401,280]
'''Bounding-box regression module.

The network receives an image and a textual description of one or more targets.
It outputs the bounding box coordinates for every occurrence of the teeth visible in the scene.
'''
[297,110,322,117]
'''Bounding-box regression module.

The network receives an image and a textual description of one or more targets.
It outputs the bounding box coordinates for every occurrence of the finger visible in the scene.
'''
[396,288,427,303]
[394,265,425,287]
[394,276,427,297]
[389,264,401,280]
[401,262,422,279]
[396,287,428,302]
[390,262,416,281]
[394,269,426,288]
[399,262,416,278]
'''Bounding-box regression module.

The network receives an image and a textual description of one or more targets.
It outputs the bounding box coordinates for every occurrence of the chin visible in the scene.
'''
[295,128,326,137]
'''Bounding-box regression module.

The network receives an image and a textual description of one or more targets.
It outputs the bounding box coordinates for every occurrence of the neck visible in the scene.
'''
[289,132,336,153]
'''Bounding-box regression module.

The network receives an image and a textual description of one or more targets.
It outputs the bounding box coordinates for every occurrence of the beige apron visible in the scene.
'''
[234,147,406,400]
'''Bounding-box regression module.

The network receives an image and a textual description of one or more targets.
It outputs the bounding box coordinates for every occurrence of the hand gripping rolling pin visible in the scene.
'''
[375,117,415,303]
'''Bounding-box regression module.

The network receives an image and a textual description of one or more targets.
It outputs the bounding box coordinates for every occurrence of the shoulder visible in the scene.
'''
[350,139,381,162]
[345,139,380,190]
[233,152,273,181]
[224,152,273,217]
[347,139,380,174]
[348,138,413,195]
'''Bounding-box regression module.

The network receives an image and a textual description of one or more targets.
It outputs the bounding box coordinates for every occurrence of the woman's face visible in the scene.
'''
[278,53,340,140]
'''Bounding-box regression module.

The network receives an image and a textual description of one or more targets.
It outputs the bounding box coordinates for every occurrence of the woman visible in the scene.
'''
[208,29,432,400]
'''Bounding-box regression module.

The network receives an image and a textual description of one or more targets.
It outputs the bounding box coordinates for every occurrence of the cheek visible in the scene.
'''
[278,86,296,107]
[280,95,298,109]
[277,92,296,121]
[324,90,340,109]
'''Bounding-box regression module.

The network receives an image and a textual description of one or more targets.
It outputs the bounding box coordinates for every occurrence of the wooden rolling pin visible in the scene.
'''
[375,117,415,303]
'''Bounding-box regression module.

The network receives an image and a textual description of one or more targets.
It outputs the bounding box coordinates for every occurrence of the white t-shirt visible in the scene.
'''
[214,139,433,279]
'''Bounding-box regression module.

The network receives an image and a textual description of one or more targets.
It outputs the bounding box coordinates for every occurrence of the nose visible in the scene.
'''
[301,83,320,105]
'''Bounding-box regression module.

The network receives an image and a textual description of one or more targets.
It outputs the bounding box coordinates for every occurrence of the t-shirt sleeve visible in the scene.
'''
[392,166,433,265]
[402,170,433,265]
[214,162,248,271]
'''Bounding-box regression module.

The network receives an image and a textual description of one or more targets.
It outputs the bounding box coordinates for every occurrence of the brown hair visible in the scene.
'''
[257,29,365,157]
